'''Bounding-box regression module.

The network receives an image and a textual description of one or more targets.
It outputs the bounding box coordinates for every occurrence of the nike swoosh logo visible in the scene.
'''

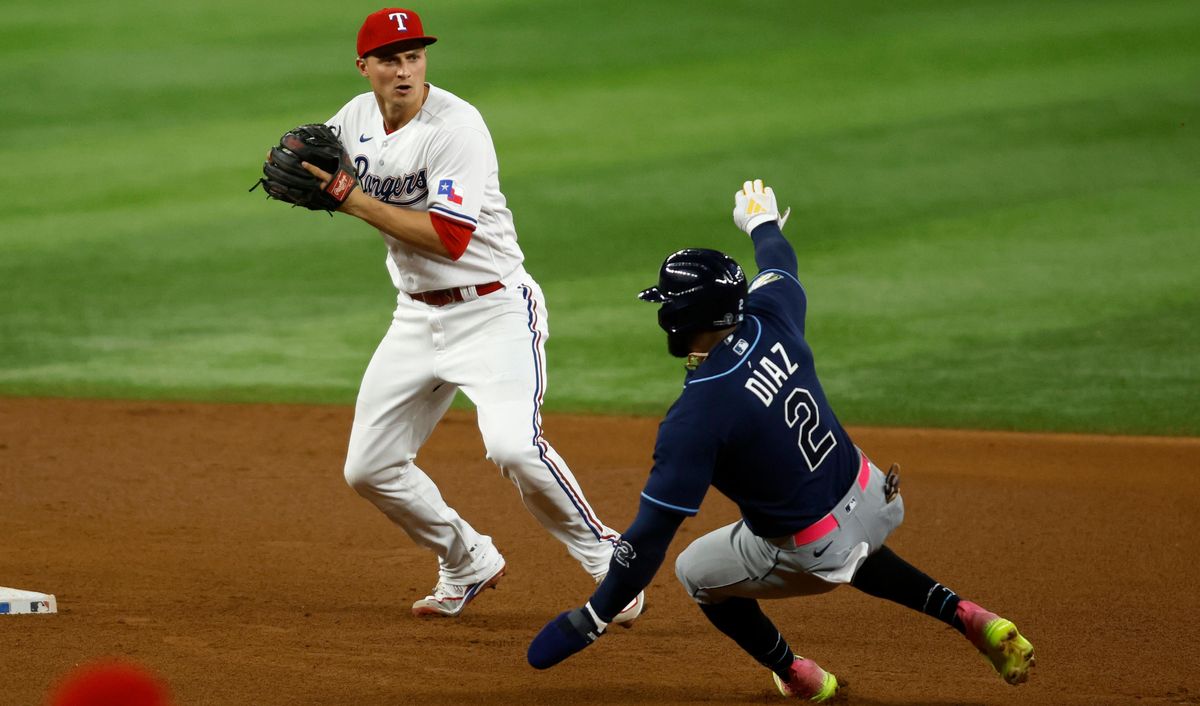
[359,134,373,142]
[813,541,833,558]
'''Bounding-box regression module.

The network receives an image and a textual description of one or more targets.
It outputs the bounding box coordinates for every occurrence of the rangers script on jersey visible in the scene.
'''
[327,85,524,293]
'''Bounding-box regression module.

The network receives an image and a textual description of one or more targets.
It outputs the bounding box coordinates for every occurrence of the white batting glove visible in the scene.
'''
[732,179,790,235]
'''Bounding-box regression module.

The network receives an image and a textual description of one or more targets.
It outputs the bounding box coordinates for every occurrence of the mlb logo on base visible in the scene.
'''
[438,179,463,204]
[0,586,57,615]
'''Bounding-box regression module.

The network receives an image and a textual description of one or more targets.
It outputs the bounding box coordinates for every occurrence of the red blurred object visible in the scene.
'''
[45,660,172,706]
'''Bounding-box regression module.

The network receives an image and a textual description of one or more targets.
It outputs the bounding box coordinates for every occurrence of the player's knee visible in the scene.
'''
[674,548,702,600]
[343,454,405,495]
[344,436,419,494]
[343,458,376,494]
[674,554,689,588]
[481,435,538,472]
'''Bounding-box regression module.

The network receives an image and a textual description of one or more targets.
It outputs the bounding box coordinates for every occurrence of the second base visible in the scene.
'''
[0,586,58,615]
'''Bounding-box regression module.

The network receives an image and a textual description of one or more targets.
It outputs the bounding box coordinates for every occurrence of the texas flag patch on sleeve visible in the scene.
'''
[437,179,464,205]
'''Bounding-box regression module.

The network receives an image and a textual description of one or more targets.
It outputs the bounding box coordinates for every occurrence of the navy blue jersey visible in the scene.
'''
[640,226,859,538]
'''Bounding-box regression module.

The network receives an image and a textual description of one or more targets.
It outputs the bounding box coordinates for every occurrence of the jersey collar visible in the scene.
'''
[684,316,762,386]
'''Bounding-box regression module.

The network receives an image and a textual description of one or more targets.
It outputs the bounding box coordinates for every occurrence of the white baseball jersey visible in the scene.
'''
[327,85,525,293]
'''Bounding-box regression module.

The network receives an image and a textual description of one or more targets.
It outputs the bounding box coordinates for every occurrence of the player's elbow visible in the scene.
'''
[430,212,474,260]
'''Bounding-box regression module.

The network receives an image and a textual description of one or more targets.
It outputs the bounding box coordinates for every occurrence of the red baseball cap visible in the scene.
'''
[357,8,437,58]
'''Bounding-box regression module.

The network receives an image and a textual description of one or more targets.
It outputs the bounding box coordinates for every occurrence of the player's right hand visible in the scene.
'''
[733,179,790,235]
[527,603,607,669]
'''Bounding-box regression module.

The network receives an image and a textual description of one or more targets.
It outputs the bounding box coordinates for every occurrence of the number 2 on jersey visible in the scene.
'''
[783,387,837,471]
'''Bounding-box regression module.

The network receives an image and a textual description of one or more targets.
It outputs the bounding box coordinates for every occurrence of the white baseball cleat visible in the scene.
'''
[412,558,506,618]
[609,590,645,628]
[594,574,646,628]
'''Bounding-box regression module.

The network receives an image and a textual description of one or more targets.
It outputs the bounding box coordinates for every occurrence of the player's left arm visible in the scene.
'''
[590,500,684,618]
[527,500,684,669]
[527,403,717,670]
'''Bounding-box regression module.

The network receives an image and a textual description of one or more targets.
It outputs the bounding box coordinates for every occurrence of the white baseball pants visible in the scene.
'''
[344,269,619,584]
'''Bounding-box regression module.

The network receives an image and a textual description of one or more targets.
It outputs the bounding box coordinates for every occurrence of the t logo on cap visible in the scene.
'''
[358,7,438,58]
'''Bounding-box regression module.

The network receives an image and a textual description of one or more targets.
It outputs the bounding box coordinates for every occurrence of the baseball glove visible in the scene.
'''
[250,124,358,212]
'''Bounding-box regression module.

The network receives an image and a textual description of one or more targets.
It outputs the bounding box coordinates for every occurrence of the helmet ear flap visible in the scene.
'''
[657,298,697,334]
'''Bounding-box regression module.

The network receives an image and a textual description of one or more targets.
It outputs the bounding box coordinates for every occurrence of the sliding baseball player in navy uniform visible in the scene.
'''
[527,180,1035,700]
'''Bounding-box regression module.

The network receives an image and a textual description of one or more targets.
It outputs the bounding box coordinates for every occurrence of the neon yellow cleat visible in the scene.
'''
[957,600,1036,685]
[772,657,840,701]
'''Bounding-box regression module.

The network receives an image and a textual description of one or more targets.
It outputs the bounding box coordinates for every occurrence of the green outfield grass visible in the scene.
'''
[1,0,1197,434]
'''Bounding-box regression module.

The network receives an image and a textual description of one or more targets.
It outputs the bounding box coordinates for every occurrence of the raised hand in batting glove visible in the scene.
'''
[527,603,607,669]
[250,124,359,213]
[732,178,791,235]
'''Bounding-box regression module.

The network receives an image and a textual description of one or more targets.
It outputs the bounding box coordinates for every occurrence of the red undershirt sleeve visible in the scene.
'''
[429,212,476,261]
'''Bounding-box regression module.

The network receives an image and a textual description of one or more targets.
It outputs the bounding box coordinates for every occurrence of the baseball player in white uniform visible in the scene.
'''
[299,8,643,623]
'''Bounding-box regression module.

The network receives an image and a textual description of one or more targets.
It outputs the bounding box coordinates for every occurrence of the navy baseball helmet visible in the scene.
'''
[638,248,747,334]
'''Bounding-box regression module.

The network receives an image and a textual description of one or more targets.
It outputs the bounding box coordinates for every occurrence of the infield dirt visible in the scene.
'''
[2,398,1198,705]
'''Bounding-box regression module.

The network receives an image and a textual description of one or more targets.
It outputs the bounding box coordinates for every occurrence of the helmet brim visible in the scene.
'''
[638,286,669,303]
